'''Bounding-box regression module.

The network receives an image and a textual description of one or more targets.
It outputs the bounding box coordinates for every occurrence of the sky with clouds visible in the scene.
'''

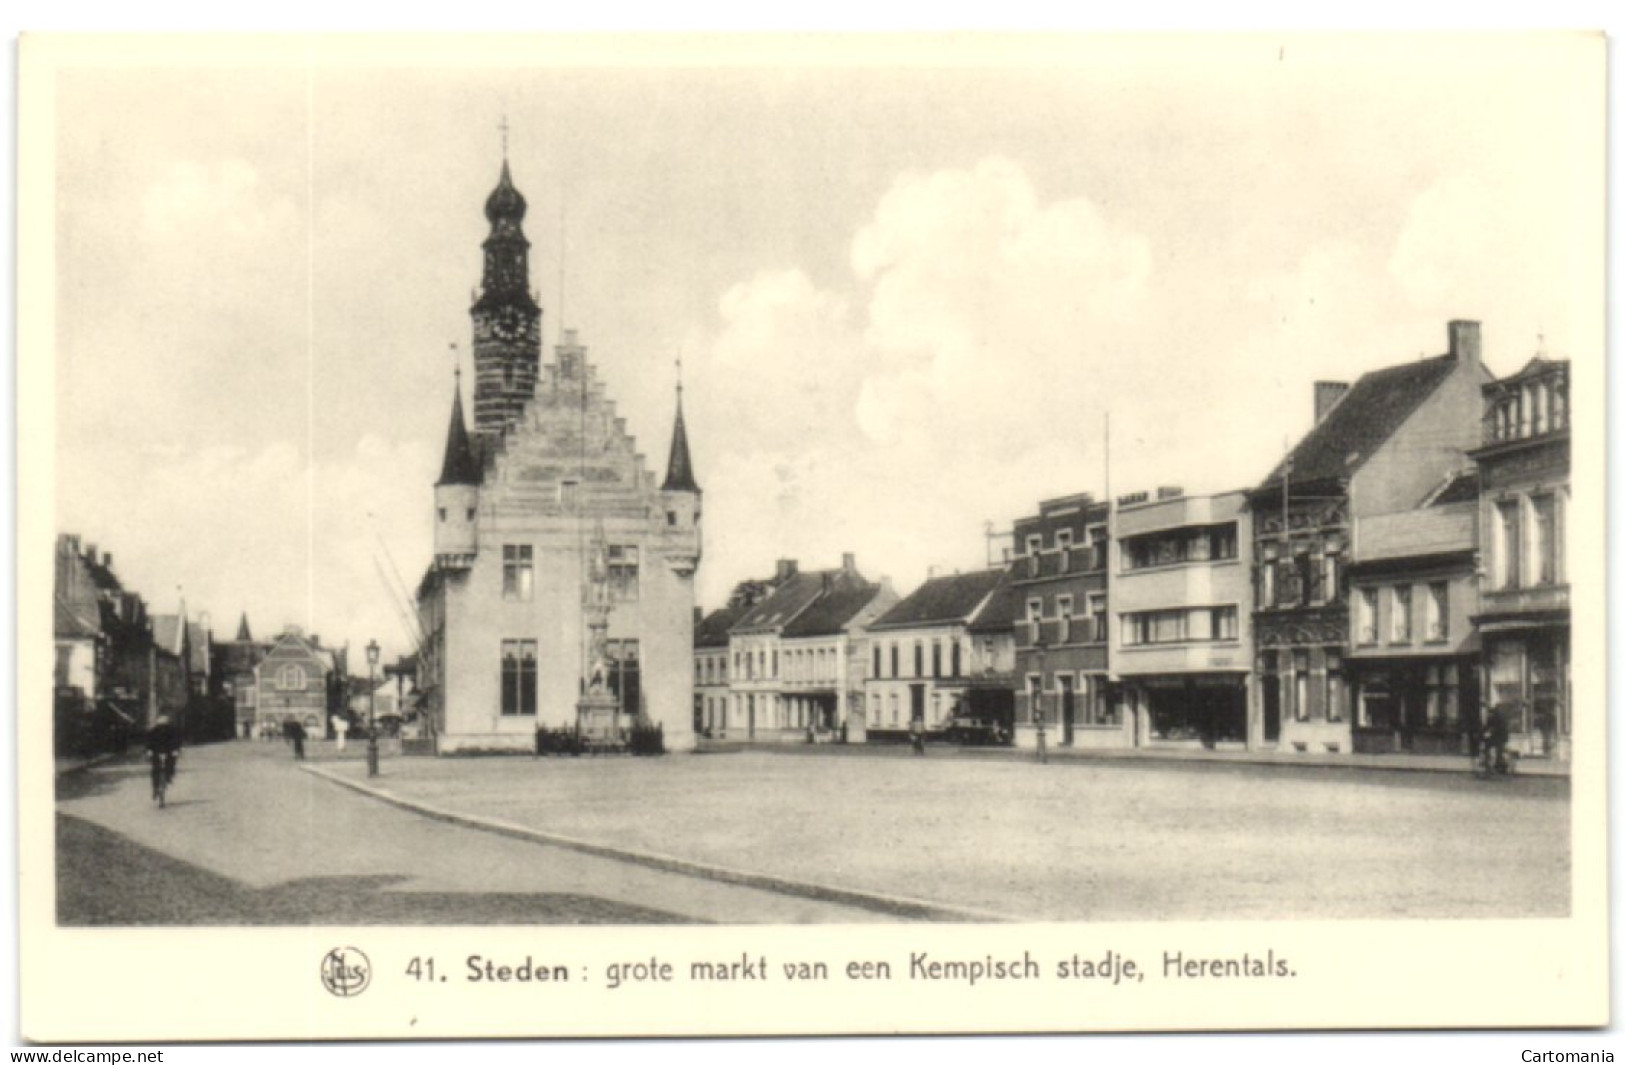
[45,34,1602,661]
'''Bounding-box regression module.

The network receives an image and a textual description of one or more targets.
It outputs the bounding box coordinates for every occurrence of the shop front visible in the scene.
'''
[1348,657,1478,755]
[1122,673,1248,748]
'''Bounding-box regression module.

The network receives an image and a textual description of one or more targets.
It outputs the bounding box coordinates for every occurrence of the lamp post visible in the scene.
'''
[1033,640,1048,765]
[366,639,380,778]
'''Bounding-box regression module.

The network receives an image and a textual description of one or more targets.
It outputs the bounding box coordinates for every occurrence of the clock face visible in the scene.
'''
[493,307,524,341]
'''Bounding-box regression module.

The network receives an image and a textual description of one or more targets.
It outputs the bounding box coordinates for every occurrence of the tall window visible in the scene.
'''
[1214,606,1239,640]
[1261,556,1276,608]
[1325,652,1344,723]
[1292,651,1310,722]
[500,639,537,716]
[503,545,533,601]
[1425,582,1449,642]
[890,642,899,678]
[931,639,942,678]
[873,644,882,679]
[1390,585,1412,644]
[1056,529,1074,572]
[606,639,640,716]
[276,664,307,691]
[951,639,962,678]
[1087,525,1109,570]
[1494,500,1521,589]
[608,545,640,601]
[1356,588,1378,645]
[1057,595,1074,642]
[1529,494,1557,586]
[913,641,924,678]
[1426,664,1459,728]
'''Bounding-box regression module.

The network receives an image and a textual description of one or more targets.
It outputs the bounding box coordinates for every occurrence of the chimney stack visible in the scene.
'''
[1448,319,1481,367]
[774,558,798,583]
[842,552,856,574]
[1314,382,1350,424]
[103,552,113,570]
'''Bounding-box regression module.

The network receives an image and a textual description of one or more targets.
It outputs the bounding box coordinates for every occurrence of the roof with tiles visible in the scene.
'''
[870,568,1005,631]
[1257,354,1457,491]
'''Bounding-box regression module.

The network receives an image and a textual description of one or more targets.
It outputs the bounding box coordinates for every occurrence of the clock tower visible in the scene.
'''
[470,154,542,441]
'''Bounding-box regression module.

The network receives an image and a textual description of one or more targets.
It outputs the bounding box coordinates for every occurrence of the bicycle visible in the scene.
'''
[149,750,178,807]
[1472,735,1516,780]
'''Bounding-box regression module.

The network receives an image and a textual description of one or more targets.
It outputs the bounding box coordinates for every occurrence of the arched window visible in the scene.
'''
[276,664,306,691]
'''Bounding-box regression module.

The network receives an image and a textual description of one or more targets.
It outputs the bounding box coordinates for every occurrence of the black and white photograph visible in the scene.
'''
[18,30,1609,1044]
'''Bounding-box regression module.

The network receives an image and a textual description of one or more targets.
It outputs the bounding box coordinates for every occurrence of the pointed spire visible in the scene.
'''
[438,367,483,486]
[235,612,252,642]
[662,359,699,493]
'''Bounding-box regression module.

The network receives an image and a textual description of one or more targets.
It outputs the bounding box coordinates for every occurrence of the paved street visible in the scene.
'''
[55,742,899,925]
[320,746,1570,922]
[58,740,1570,925]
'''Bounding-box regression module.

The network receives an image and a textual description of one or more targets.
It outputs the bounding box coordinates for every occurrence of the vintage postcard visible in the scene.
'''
[17,32,1608,1044]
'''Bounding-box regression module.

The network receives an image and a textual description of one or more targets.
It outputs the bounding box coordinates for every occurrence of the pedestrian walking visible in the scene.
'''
[909,717,925,756]
[285,718,307,761]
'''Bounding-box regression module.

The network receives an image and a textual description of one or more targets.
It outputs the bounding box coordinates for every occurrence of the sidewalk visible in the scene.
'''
[699,737,1571,777]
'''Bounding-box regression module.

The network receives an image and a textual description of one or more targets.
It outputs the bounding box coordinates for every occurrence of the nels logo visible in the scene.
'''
[320,947,372,998]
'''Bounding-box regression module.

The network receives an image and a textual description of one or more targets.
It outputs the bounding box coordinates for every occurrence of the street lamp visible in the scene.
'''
[1033,640,1048,765]
[366,639,380,778]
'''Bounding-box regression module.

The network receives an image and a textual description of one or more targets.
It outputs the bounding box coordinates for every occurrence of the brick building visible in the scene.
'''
[1247,320,1491,755]
[1010,492,1117,749]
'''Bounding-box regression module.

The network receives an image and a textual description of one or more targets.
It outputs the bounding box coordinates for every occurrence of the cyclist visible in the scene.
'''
[145,713,181,806]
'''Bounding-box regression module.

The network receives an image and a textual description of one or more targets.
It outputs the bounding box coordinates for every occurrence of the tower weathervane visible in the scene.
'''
[498,114,510,159]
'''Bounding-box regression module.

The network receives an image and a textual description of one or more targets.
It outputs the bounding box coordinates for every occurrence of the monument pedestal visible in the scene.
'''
[576,690,622,745]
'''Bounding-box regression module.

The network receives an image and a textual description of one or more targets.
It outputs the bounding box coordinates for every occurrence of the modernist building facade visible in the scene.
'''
[1010,492,1119,749]
[1344,472,1482,754]
[1470,355,1570,760]
[864,567,1008,741]
[1247,320,1491,755]
[414,157,701,753]
[1111,488,1254,748]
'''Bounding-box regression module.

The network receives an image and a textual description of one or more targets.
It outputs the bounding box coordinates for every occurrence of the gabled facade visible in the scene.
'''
[864,567,1006,741]
[724,556,880,741]
[415,156,701,753]
[253,626,332,739]
[1248,320,1492,755]
[1010,492,1116,749]
[1470,355,1570,760]
[779,570,896,741]
[693,575,785,739]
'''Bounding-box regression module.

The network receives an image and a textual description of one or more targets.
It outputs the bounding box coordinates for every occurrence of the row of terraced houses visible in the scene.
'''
[694,321,1572,762]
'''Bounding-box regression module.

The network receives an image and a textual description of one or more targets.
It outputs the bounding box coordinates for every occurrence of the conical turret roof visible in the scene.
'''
[662,392,699,493]
[437,379,482,487]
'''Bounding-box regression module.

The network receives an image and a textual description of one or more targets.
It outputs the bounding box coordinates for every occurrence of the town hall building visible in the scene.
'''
[414,154,702,753]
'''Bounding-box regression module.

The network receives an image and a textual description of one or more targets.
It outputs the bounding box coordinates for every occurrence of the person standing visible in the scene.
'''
[909,716,925,756]
[144,714,181,803]
[285,718,307,761]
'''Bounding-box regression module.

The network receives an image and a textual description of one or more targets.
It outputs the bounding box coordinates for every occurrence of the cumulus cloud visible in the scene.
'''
[691,157,1159,605]
[849,157,1153,456]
